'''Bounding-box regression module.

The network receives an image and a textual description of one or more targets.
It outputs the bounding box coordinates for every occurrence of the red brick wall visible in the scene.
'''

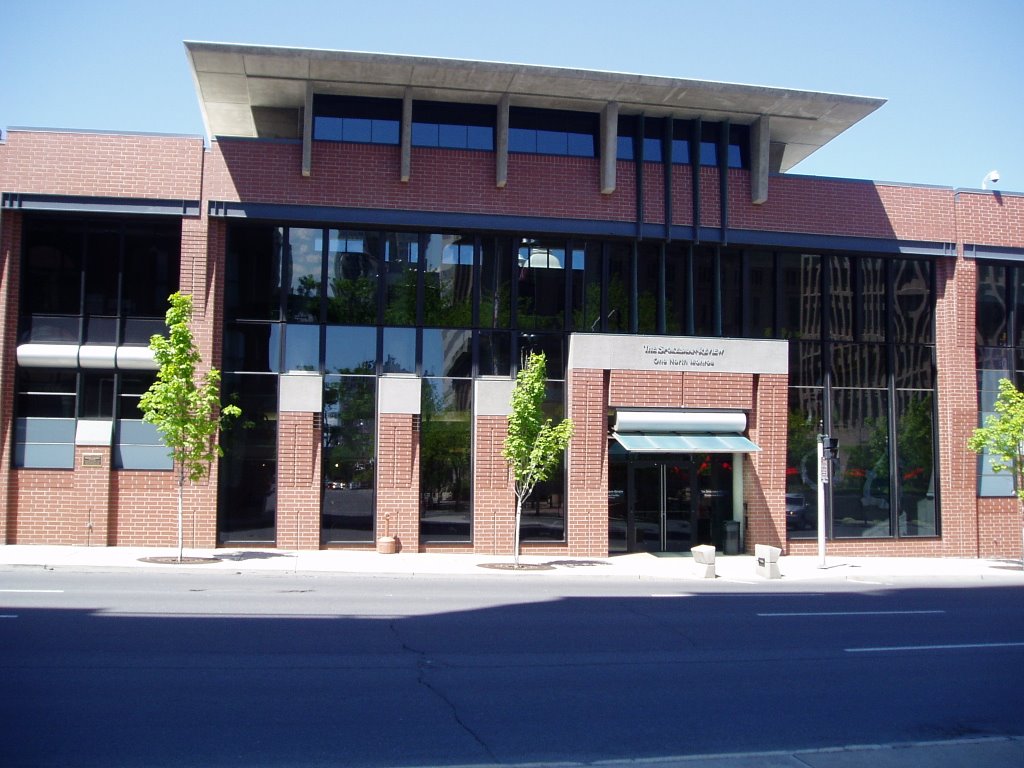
[9,469,78,544]
[109,470,184,547]
[0,130,203,200]
[275,412,322,549]
[0,212,21,543]
[977,498,1022,559]
[567,368,610,557]
[471,415,516,556]
[377,413,420,552]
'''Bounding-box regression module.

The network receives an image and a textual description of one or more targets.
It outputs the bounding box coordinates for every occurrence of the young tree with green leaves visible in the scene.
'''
[139,293,242,562]
[503,352,574,567]
[968,377,1024,567]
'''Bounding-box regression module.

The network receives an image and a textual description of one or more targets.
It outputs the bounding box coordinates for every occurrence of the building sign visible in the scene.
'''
[567,333,788,375]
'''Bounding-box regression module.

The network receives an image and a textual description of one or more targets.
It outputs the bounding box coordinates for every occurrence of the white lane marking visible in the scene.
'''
[846,641,1024,653]
[0,614,18,619]
[758,609,945,617]
[0,589,65,593]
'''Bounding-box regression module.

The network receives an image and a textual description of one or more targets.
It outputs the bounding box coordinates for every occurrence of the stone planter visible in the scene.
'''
[376,536,397,555]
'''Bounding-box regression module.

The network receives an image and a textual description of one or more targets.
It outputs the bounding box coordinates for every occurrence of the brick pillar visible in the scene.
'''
[73,446,114,546]
[0,211,22,543]
[275,411,323,549]
[746,372,789,552]
[473,415,514,555]
[935,253,981,557]
[377,413,420,551]
[566,368,609,556]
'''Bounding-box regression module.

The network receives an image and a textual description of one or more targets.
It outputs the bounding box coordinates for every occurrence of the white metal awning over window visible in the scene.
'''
[611,409,761,454]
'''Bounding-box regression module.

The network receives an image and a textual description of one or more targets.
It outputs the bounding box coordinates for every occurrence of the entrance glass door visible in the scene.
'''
[609,452,733,554]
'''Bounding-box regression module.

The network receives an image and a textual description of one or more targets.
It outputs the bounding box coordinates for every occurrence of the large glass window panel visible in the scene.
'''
[636,243,659,334]
[521,381,566,542]
[786,387,823,539]
[285,228,323,323]
[15,369,76,418]
[976,349,1015,496]
[382,327,416,374]
[664,244,690,335]
[720,249,742,337]
[832,386,892,538]
[411,101,494,151]
[283,324,320,372]
[480,237,511,329]
[894,344,935,390]
[80,371,115,419]
[858,257,886,342]
[517,238,566,331]
[423,233,473,327]
[518,334,564,379]
[832,342,886,389]
[322,377,377,543]
[478,331,511,376]
[779,252,820,340]
[692,247,716,336]
[789,340,822,388]
[325,326,376,374]
[313,95,400,145]
[746,251,775,338]
[226,226,282,321]
[606,242,632,333]
[83,230,119,317]
[123,226,179,319]
[828,255,854,341]
[571,242,603,332]
[976,263,1007,346]
[218,374,278,544]
[422,329,472,378]
[895,391,936,537]
[420,378,472,543]
[508,107,597,157]
[118,372,155,421]
[23,225,82,317]
[893,258,933,343]
[327,230,379,325]
[383,232,419,326]
[224,323,279,373]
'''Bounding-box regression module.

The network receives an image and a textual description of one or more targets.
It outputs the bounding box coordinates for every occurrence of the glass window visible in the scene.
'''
[283,324,320,372]
[893,258,933,344]
[828,254,854,341]
[832,385,891,538]
[517,238,566,331]
[745,250,775,338]
[420,378,472,543]
[720,249,742,337]
[15,369,76,418]
[123,227,179,319]
[636,243,659,334]
[521,381,567,542]
[285,228,322,323]
[313,95,400,145]
[664,244,690,335]
[480,237,511,329]
[692,246,717,336]
[325,326,376,374]
[327,230,379,325]
[224,322,279,373]
[23,225,82,317]
[84,231,120,318]
[789,340,823,388]
[227,226,282,322]
[118,372,155,421]
[422,329,472,378]
[571,242,603,332]
[322,376,377,543]
[895,391,936,537]
[976,264,1007,346]
[606,243,632,333]
[383,232,419,326]
[80,371,115,419]
[423,233,473,327]
[786,387,823,540]
[858,257,886,342]
[218,374,278,544]
[382,327,416,374]
[509,107,597,157]
[671,120,694,165]
[478,331,511,376]
[779,252,820,340]
[518,334,565,379]
[411,101,494,151]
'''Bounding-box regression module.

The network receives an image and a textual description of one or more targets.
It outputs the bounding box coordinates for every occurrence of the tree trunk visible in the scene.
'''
[513,494,523,568]
[177,464,185,563]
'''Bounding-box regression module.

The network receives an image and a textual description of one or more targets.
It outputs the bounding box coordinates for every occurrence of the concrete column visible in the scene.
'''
[600,101,619,194]
[496,93,509,188]
[302,82,314,177]
[750,115,770,205]
[401,88,413,183]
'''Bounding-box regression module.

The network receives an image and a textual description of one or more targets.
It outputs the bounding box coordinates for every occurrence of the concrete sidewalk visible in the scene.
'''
[1,543,1022,584]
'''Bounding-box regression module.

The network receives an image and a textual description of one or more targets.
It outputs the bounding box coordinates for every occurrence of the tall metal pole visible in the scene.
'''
[817,434,827,568]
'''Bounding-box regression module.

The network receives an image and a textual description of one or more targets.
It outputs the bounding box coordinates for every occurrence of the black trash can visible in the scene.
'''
[723,520,741,555]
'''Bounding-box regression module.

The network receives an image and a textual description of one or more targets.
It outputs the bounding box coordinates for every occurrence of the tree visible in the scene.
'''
[139,293,242,562]
[967,377,1024,567]
[502,352,574,567]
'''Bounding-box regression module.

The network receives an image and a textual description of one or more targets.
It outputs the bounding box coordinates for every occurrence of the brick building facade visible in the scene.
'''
[1,43,1021,559]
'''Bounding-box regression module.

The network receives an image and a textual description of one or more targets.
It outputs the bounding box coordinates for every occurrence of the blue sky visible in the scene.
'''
[2,0,1022,192]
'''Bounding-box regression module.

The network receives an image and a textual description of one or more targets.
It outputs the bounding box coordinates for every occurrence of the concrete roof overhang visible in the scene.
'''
[184,41,885,173]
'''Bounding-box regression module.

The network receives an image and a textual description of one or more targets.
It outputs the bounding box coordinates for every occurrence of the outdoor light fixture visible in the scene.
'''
[982,170,1001,189]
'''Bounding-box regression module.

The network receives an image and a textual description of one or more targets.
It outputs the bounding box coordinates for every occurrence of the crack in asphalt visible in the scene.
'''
[388,620,499,764]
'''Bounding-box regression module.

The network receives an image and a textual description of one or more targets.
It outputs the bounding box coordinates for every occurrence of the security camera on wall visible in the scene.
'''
[983,170,1000,189]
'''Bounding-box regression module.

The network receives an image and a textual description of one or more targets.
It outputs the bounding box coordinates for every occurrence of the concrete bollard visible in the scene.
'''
[691,544,716,579]
[755,544,782,579]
